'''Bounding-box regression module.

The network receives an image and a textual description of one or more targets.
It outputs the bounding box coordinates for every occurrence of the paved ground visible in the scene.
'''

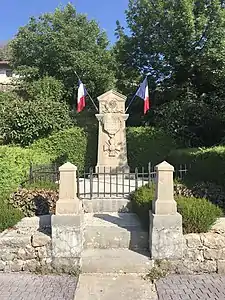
[1,272,225,299]
[0,273,78,300]
[156,274,225,300]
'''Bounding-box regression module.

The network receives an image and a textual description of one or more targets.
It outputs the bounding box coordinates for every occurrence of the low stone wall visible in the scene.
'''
[0,216,52,273]
[2,214,225,275]
[0,214,83,274]
[171,218,225,274]
[182,232,225,274]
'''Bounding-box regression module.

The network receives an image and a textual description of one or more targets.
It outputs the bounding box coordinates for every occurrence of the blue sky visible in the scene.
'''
[1,0,129,44]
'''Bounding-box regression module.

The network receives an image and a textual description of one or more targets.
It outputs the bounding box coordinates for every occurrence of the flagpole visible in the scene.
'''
[125,76,149,114]
[125,94,137,113]
[73,70,99,112]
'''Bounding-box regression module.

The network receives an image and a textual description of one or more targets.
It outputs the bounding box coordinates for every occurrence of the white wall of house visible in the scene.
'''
[0,63,18,84]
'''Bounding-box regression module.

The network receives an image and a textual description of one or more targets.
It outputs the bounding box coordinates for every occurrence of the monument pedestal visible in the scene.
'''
[95,90,129,174]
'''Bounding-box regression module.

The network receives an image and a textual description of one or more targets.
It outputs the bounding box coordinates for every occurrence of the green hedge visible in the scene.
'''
[0,145,52,232]
[31,127,97,170]
[167,146,225,185]
[126,127,178,169]
[30,126,176,171]
[0,200,24,232]
[0,146,52,195]
[131,184,222,233]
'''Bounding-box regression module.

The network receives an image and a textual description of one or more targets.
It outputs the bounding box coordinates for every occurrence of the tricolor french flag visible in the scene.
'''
[135,77,150,114]
[77,80,87,113]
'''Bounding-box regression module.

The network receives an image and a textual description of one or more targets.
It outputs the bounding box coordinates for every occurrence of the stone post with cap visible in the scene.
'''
[51,162,83,273]
[149,161,183,259]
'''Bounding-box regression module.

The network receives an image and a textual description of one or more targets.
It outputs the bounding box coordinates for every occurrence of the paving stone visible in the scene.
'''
[0,272,77,300]
[156,274,225,300]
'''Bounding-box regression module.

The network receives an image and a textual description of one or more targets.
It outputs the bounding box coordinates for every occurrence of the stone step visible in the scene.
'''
[83,198,131,213]
[84,213,148,250]
[81,249,153,273]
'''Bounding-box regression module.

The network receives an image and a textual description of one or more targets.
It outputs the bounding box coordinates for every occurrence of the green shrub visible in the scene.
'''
[0,146,52,195]
[24,76,65,103]
[127,127,178,169]
[31,127,89,170]
[131,184,222,233]
[177,196,222,234]
[130,184,155,228]
[0,200,24,232]
[167,146,225,185]
[1,93,72,146]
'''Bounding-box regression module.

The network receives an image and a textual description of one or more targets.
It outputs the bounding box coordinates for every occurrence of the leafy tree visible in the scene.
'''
[0,91,72,146]
[23,76,65,103]
[0,43,11,61]
[115,0,225,146]
[10,4,115,106]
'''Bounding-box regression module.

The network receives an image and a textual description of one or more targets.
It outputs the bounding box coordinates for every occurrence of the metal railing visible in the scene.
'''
[26,162,189,199]
[77,163,156,199]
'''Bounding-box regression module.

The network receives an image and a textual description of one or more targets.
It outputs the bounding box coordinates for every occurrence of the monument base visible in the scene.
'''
[95,165,130,174]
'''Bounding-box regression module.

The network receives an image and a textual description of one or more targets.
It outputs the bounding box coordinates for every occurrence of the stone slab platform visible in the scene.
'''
[74,273,157,300]
[81,249,153,273]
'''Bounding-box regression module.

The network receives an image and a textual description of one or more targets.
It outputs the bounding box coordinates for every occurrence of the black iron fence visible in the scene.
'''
[27,163,60,185]
[26,162,189,199]
[77,163,155,199]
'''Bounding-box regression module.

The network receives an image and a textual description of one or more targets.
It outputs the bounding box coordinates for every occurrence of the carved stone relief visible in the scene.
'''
[101,112,122,158]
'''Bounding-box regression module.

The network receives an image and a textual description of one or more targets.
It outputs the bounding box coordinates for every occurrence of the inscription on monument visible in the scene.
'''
[102,112,121,158]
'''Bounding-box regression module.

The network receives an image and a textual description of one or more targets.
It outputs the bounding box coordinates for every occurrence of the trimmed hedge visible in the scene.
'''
[0,145,52,232]
[127,127,178,168]
[31,126,177,171]
[167,146,225,185]
[131,184,222,233]
[0,199,24,232]
[31,127,95,170]
[0,146,52,195]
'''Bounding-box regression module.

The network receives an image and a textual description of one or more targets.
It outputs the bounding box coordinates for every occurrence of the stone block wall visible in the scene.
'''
[0,213,83,274]
[0,228,52,273]
[182,231,225,274]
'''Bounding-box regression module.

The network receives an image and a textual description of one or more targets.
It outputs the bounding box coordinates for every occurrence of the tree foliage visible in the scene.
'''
[0,91,72,146]
[115,0,225,146]
[10,3,115,106]
[0,43,11,61]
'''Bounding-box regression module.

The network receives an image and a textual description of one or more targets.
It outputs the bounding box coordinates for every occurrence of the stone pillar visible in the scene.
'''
[149,161,183,260]
[55,162,80,215]
[95,90,129,173]
[51,162,83,273]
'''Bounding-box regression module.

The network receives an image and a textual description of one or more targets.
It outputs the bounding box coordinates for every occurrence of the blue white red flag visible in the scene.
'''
[77,80,87,113]
[135,77,150,114]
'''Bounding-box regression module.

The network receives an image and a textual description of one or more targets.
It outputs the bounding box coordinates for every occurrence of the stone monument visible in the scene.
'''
[95,90,129,173]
